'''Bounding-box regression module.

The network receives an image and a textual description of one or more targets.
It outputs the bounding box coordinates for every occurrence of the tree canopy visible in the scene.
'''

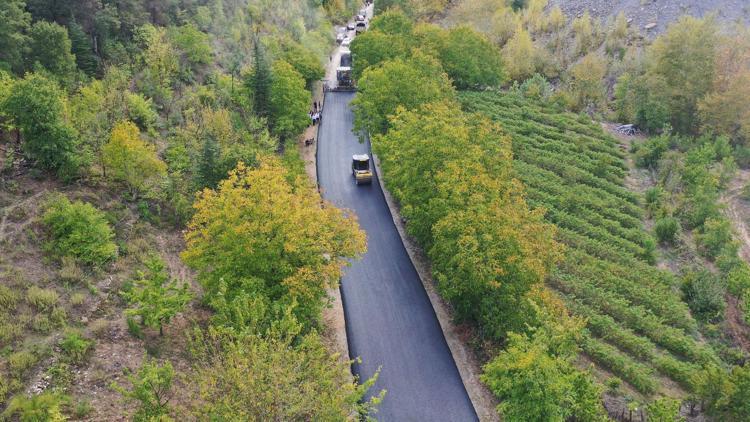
[182,158,366,332]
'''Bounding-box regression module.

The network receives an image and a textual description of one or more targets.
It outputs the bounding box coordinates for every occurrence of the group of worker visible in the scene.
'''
[309,101,322,125]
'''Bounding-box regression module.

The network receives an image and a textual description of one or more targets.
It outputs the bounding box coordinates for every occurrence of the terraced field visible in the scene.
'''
[459,91,718,396]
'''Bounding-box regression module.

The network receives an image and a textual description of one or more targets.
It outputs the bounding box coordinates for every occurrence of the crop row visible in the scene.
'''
[561,250,694,331]
[551,272,717,365]
[526,188,646,248]
[581,334,659,395]
[517,163,644,225]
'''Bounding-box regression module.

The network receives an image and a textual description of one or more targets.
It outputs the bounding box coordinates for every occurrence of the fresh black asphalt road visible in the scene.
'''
[317,91,478,421]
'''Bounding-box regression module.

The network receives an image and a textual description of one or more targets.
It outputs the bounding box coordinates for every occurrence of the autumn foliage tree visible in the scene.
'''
[102,121,167,198]
[182,158,366,332]
[187,327,382,420]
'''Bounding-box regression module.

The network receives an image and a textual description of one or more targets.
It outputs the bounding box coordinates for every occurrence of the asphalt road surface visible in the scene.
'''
[317,91,478,421]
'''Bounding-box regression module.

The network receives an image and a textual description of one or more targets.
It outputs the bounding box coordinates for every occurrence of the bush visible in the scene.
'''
[26,286,59,312]
[1,392,70,421]
[0,284,20,309]
[112,358,175,421]
[682,269,725,322]
[60,330,94,364]
[696,217,735,260]
[8,350,38,377]
[42,195,118,267]
[655,216,680,244]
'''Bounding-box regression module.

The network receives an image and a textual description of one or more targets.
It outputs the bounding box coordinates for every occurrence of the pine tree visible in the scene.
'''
[122,257,192,336]
[247,36,272,119]
[68,20,98,76]
[197,135,222,189]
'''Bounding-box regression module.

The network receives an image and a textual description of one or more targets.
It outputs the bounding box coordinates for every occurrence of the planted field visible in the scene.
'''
[459,91,717,395]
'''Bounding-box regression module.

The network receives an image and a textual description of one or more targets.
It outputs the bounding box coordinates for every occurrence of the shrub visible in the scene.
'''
[58,256,85,284]
[31,314,51,333]
[112,358,174,421]
[0,284,20,309]
[60,330,94,364]
[1,392,70,421]
[605,377,622,393]
[26,286,59,312]
[8,350,38,377]
[70,292,87,307]
[696,217,735,260]
[654,216,680,244]
[682,269,725,322]
[42,195,118,267]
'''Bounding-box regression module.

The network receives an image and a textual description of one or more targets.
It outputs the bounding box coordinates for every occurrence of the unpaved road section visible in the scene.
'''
[317,91,478,421]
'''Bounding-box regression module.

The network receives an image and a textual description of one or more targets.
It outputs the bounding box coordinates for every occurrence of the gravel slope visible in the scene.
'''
[547,0,750,35]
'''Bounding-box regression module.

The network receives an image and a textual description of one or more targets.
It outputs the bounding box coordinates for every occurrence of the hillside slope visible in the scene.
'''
[460,91,719,399]
[547,0,750,35]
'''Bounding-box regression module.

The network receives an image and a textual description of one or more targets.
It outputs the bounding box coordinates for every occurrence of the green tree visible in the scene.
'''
[373,102,561,337]
[4,73,79,177]
[26,21,77,82]
[369,7,414,35]
[112,358,174,422]
[182,158,366,332]
[170,23,212,68]
[197,135,223,189]
[122,257,192,336]
[352,53,455,135]
[643,16,718,134]
[269,60,310,141]
[101,121,167,197]
[68,20,98,76]
[281,41,325,89]
[430,25,504,89]
[655,216,681,244]
[0,0,31,73]
[188,327,382,420]
[482,329,606,421]
[42,195,118,267]
[248,37,272,118]
[350,30,411,80]
[567,53,607,111]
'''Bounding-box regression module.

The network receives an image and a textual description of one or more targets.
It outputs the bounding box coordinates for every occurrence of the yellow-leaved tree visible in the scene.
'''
[181,157,366,332]
[102,121,167,198]
[502,24,537,82]
[699,27,750,144]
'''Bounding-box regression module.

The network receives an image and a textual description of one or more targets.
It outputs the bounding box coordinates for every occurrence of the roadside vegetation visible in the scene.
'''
[0,0,381,419]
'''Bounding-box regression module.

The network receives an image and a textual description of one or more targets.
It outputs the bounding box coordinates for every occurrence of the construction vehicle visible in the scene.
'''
[352,154,373,185]
[340,48,352,67]
[336,66,352,88]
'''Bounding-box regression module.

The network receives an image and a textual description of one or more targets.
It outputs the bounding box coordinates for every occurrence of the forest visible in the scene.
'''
[1,0,750,420]
[0,0,389,420]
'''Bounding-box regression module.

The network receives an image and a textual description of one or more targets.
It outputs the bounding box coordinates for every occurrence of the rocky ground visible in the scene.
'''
[546,0,750,35]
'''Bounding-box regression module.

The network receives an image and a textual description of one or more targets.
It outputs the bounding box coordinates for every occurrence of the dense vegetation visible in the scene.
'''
[461,91,721,397]
[0,0,381,419]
